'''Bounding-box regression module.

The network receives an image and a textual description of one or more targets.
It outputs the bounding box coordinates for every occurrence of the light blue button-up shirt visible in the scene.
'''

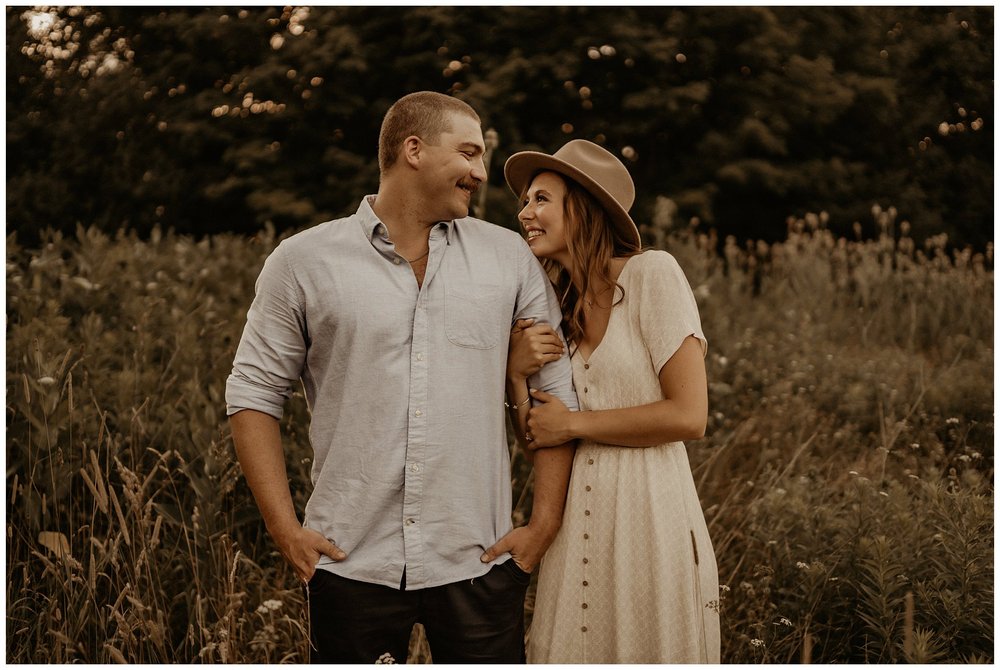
[226,196,577,590]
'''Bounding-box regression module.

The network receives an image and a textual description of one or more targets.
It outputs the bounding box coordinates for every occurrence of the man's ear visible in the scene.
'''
[402,135,422,168]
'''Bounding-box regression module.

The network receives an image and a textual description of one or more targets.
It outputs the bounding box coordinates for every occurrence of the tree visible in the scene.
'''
[6,7,993,248]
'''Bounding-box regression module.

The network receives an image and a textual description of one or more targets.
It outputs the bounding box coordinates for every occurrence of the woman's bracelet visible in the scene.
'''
[504,396,531,410]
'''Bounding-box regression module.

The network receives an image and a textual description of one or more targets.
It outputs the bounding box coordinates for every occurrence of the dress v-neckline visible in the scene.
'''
[574,255,638,365]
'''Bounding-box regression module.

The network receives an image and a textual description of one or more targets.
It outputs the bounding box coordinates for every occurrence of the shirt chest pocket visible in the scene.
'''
[445,285,504,349]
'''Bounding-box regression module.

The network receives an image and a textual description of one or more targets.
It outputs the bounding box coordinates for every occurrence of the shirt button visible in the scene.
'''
[405,518,415,526]
[415,353,424,361]
[414,409,422,417]
[393,258,401,265]
[409,463,420,473]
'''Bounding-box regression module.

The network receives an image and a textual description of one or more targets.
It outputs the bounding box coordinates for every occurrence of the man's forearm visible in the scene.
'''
[230,409,301,540]
[527,442,575,538]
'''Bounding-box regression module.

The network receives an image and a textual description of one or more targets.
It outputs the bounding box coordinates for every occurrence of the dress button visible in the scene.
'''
[585,485,592,492]
[583,533,589,540]
[587,458,594,465]
[584,510,590,516]
[583,387,588,393]
[582,558,589,564]
[584,363,589,370]
[581,626,588,633]
[582,603,588,609]
[582,580,589,586]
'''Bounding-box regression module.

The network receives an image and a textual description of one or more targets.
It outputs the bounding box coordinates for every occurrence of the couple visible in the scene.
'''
[226,91,719,664]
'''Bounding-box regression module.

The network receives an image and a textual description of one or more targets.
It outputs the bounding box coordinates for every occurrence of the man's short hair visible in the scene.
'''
[378,91,481,174]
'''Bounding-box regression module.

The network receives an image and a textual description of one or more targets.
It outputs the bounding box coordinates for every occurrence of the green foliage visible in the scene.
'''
[6,7,994,247]
[5,207,992,662]
[660,212,993,663]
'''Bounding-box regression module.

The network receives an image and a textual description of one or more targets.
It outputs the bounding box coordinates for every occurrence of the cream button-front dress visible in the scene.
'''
[527,250,721,664]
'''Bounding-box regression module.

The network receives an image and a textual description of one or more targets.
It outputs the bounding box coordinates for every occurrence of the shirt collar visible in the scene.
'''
[357,195,455,245]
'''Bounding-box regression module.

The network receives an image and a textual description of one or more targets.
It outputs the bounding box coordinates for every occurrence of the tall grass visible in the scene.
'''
[5,208,992,663]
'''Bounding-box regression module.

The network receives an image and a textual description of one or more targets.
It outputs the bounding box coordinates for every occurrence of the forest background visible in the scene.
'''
[6,5,994,248]
[6,5,994,664]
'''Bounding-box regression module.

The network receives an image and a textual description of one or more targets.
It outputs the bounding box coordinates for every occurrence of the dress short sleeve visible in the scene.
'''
[635,250,707,375]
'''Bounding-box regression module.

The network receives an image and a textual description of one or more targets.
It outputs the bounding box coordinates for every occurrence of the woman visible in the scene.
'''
[502,140,720,663]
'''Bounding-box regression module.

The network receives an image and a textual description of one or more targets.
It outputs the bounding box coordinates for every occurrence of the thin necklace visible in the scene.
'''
[400,248,429,264]
[584,285,613,308]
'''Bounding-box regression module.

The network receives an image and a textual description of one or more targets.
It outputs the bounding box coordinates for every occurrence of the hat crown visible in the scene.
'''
[552,140,635,212]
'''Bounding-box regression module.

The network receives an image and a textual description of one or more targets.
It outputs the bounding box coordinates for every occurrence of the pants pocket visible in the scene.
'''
[501,558,532,587]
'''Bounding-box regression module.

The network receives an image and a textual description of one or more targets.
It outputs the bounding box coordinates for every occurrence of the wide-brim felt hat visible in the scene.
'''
[504,139,641,248]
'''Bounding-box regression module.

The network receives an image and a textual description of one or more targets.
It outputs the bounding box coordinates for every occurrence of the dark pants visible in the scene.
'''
[306,561,531,664]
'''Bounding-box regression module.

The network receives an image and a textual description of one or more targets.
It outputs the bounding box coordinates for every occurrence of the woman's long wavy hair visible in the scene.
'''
[523,171,642,353]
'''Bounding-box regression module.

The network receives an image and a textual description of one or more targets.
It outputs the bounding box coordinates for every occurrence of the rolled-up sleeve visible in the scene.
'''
[512,240,579,411]
[226,243,307,420]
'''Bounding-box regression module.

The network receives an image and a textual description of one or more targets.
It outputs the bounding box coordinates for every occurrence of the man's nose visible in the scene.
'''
[470,156,487,182]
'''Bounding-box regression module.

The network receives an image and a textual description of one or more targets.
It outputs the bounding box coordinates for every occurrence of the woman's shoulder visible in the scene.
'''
[624,249,684,281]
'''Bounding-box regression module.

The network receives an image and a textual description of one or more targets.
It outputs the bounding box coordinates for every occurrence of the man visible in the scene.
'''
[225,91,577,663]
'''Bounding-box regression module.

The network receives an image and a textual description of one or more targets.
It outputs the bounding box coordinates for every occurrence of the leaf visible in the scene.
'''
[38,531,72,560]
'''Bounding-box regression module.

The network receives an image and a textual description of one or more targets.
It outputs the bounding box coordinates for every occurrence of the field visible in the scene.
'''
[5,208,993,663]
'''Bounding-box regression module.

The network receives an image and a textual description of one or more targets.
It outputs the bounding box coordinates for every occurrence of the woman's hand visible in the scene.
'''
[507,318,565,381]
[525,389,575,448]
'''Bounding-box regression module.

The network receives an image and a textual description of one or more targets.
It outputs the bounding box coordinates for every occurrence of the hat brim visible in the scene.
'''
[504,151,641,249]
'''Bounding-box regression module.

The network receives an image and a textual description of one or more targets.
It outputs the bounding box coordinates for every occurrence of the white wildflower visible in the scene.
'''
[256,599,283,614]
[796,561,809,570]
[750,638,765,648]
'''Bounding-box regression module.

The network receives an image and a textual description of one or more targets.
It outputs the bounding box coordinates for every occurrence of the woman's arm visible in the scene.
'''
[506,372,533,456]
[505,318,564,453]
[527,335,707,448]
